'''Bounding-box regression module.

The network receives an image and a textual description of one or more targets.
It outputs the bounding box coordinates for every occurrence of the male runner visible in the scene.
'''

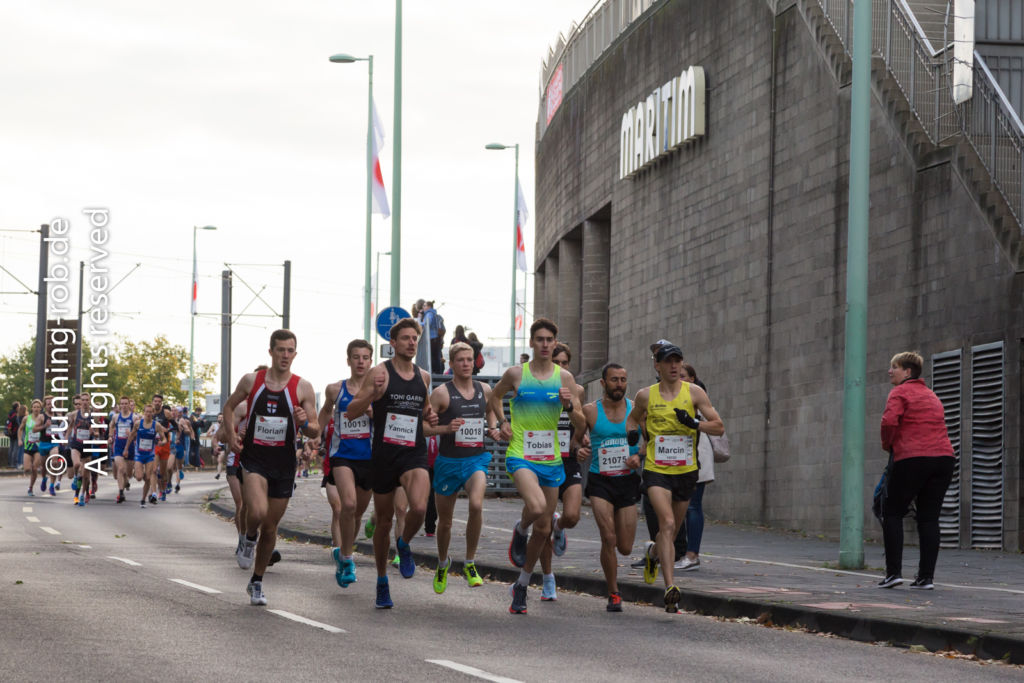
[537,342,585,601]
[126,403,166,507]
[20,400,47,496]
[36,396,57,494]
[625,343,723,612]
[576,363,641,611]
[42,395,64,495]
[67,392,95,505]
[108,397,135,503]
[425,341,500,593]
[172,406,194,491]
[345,318,437,609]
[316,339,375,588]
[221,330,319,606]
[154,403,174,500]
[486,318,584,614]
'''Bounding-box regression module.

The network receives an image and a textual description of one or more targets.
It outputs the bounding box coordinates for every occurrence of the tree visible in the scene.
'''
[0,340,35,409]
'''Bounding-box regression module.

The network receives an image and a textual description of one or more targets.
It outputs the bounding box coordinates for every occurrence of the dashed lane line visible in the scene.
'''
[108,556,142,567]
[22,506,33,513]
[267,609,345,634]
[26,516,39,523]
[169,579,222,594]
[39,527,61,535]
[426,660,523,683]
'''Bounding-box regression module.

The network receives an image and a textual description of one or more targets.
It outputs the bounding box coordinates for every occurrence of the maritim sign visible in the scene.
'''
[620,65,706,179]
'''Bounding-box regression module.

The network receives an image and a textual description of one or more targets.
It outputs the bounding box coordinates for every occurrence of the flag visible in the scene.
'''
[371,98,390,218]
[515,179,529,272]
[191,248,198,315]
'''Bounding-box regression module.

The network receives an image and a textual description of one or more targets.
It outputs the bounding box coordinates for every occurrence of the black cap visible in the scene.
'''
[649,338,674,355]
[654,344,684,362]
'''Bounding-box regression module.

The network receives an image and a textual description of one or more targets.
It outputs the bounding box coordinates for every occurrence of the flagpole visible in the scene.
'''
[190,225,217,413]
[510,143,519,367]
[363,55,374,341]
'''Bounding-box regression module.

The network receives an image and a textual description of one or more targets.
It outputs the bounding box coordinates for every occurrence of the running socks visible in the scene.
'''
[251,573,263,583]
[517,570,531,587]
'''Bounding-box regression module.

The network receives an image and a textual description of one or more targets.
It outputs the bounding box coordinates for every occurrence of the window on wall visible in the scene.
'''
[971,342,1005,549]
[932,350,963,549]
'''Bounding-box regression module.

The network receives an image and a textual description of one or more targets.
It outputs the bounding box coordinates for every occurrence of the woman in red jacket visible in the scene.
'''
[878,351,955,590]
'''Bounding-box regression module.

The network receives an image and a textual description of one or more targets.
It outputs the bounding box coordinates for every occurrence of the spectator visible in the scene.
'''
[676,362,713,572]
[419,299,446,374]
[519,353,530,365]
[189,409,204,467]
[878,350,955,591]
[467,332,484,375]
[452,325,470,345]
[6,402,21,468]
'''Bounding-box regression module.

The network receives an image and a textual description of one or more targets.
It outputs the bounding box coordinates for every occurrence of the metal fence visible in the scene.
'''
[817,0,1024,229]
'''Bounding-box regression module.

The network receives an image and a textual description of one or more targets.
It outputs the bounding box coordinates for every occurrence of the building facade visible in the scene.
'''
[534,0,1023,549]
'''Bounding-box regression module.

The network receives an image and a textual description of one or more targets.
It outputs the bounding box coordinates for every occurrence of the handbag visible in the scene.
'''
[872,450,894,522]
[709,433,730,463]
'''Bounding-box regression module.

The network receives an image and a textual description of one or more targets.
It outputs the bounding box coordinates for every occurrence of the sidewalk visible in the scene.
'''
[206,476,1024,664]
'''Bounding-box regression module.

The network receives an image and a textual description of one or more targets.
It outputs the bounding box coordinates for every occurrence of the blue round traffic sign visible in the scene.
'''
[376,306,411,341]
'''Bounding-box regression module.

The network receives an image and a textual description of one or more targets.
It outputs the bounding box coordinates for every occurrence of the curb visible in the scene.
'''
[202,494,1024,664]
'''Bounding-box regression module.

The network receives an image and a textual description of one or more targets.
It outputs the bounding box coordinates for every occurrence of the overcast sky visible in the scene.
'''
[0,0,599,399]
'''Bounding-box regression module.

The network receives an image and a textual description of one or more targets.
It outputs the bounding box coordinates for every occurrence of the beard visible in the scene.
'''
[607,389,626,402]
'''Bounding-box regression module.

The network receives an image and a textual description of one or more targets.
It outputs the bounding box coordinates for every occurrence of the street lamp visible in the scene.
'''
[330,52,375,341]
[190,225,217,413]
[374,250,391,351]
[485,142,520,366]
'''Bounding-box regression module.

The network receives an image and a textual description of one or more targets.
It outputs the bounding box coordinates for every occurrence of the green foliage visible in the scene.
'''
[0,334,216,409]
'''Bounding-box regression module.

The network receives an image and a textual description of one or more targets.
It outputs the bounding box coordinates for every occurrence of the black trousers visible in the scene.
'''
[882,456,955,579]
[424,465,437,534]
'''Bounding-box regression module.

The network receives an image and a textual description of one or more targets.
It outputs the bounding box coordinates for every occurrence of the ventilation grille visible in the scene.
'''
[932,350,962,549]
[970,342,1005,549]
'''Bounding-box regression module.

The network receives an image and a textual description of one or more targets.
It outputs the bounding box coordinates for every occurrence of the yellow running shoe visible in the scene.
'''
[642,541,659,585]
[464,562,483,587]
[433,558,451,594]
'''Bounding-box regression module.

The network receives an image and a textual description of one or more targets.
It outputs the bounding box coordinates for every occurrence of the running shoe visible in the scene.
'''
[247,580,267,606]
[464,562,483,587]
[73,496,79,505]
[375,577,393,609]
[165,484,172,495]
[40,477,48,492]
[174,484,180,493]
[178,470,184,481]
[159,492,166,502]
[396,537,415,579]
[149,494,157,504]
[27,488,34,497]
[607,592,623,612]
[55,481,61,490]
[909,576,934,590]
[541,574,557,601]
[630,558,645,569]
[391,554,400,568]
[235,535,244,555]
[364,517,375,539]
[642,541,659,584]
[676,557,700,572]
[71,477,80,492]
[116,493,125,504]
[215,473,221,480]
[90,483,97,496]
[508,523,528,568]
[140,500,147,508]
[333,548,345,587]
[340,558,357,587]
[877,574,903,589]
[48,484,55,496]
[551,512,567,556]
[268,550,281,567]
[425,531,435,538]
[433,558,451,594]
[509,582,528,615]
[664,585,681,613]
[237,538,256,569]
[77,494,85,507]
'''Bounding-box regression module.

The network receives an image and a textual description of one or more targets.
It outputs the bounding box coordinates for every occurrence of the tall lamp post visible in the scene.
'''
[485,142,519,366]
[374,250,391,350]
[330,52,375,341]
[190,225,217,413]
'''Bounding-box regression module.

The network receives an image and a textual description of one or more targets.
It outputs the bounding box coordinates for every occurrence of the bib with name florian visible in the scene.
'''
[644,382,698,474]
[507,362,564,466]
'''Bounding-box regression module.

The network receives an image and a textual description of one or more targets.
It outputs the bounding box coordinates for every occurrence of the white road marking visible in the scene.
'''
[39,527,61,535]
[426,660,523,683]
[450,518,601,544]
[108,556,142,567]
[169,579,221,594]
[22,506,33,513]
[78,545,91,549]
[267,609,345,634]
[25,516,39,523]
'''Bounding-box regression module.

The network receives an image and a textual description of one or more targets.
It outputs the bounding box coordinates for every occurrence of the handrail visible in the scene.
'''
[975,51,1024,136]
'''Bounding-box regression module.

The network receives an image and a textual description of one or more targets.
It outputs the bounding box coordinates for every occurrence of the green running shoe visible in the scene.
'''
[433,558,451,594]
[364,517,376,539]
[464,562,483,587]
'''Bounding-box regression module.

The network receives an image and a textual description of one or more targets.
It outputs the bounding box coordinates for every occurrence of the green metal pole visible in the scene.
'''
[839,0,871,570]
[189,225,197,413]
[390,0,402,307]
[510,144,519,366]
[364,55,374,341]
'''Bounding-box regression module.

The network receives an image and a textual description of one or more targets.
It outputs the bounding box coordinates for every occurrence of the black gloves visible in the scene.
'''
[674,408,700,430]
[626,429,640,447]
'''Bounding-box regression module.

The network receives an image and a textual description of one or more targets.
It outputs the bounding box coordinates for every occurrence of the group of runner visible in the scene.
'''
[218,317,723,615]
[19,391,198,506]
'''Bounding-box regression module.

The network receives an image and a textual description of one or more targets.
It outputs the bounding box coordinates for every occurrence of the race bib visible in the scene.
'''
[117,423,130,439]
[522,430,556,462]
[557,429,571,455]
[253,415,288,446]
[27,430,40,443]
[336,414,370,440]
[597,443,630,476]
[383,412,417,446]
[139,437,154,451]
[454,418,484,448]
[653,434,694,467]
[75,428,90,441]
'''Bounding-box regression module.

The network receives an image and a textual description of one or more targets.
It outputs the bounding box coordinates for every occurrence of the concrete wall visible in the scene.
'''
[534,0,1023,548]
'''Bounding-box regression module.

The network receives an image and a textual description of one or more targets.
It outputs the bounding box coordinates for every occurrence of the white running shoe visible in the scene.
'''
[674,557,700,571]
[247,580,267,606]
[237,538,256,569]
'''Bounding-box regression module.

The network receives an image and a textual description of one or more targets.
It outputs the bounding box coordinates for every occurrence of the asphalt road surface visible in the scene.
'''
[1,474,1018,682]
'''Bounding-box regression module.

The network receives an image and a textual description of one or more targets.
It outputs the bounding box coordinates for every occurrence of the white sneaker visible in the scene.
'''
[675,557,700,571]
[237,538,256,569]
[247,580,267,606]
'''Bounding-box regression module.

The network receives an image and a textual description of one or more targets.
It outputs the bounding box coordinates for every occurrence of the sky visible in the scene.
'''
[0,0,600,402]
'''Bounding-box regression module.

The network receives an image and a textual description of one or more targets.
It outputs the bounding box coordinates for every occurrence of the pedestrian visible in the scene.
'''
[6,402,21,468]
[878,351,955,591]
[675,362,714,572]
[467,332,484,375]
[419,300,446,375]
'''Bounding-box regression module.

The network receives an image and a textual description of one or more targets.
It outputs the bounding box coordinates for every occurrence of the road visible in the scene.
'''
[0,474,1017,682]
